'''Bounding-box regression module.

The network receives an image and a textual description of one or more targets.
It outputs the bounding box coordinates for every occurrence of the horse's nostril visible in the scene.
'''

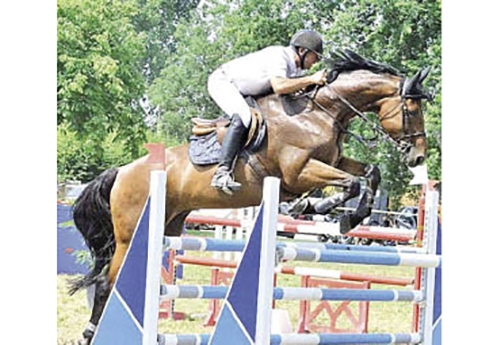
[415,156,425,166]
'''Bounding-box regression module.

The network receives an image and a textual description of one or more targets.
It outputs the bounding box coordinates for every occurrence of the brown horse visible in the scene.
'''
[71,50,431,343]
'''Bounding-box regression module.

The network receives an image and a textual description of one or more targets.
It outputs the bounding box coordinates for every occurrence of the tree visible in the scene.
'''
[57,124,134,182]
[131,0,199,84]
[58,0,148,156]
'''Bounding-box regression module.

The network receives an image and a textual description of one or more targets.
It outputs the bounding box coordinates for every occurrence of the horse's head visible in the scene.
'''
[377,67,431,167]
[317,50,433,168]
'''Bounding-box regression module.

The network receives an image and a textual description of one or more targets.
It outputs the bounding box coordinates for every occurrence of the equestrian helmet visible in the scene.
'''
[290,29,324,57]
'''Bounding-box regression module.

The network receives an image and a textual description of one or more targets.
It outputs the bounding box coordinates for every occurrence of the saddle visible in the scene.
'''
[188,98,267,166]
[191,108,265,148]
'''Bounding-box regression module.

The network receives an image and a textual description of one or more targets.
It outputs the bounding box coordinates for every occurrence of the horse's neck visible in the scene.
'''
[254,71,399,133]
[257,93,334,129]
[257,93,340,152]
[319,71,400,115]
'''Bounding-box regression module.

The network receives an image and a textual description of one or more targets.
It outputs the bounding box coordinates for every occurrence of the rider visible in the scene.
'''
[208,29,328,194]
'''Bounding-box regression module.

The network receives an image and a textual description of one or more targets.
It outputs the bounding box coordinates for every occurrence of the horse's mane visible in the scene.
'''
[326,50,401,83]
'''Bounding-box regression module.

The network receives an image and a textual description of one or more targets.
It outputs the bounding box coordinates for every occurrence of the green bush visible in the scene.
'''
[57,123,134,183]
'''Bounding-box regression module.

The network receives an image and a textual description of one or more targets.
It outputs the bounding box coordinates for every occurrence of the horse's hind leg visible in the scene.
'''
[79,274,112,344]
[78,220,143,344]
[165,210,191,236]
[85,210,188,343]
[77,168,152,344]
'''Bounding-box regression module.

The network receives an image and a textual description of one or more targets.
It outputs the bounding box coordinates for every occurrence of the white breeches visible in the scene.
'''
[207,68,252,128]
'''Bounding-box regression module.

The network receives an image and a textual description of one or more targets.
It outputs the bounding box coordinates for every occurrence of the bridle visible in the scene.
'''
[397,78,429,147]
[309,78,428,154]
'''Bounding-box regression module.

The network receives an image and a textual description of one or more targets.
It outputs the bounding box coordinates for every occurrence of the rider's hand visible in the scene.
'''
[311,69,327,86]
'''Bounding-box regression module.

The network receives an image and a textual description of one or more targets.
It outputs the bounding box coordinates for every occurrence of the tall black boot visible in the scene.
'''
[211,114,249,194]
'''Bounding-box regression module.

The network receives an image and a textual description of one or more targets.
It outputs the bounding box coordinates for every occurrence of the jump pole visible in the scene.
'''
[160,178,441,344]
[174,255,414,286]
[185,214,416,242]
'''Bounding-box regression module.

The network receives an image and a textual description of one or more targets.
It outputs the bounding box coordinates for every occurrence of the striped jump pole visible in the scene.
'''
[174,255,414,286]
[159,284,424,302]
[185,214,416,242]
[276,246,441,267]
[159,333,422,345]
[164,237,440,268]
[165,237,426,254]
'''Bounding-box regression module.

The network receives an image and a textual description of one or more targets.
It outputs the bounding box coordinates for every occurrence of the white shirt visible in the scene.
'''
[218,46,301,96]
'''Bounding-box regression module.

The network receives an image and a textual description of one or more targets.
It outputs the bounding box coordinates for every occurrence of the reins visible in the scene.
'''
[307,81,426,154]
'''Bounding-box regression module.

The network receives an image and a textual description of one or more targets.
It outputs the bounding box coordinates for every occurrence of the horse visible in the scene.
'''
[70,50,431,344]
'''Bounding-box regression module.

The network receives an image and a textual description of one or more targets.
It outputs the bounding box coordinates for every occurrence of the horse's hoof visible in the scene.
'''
[289,199,310,216]
[355,191,371,217]
[340,213,366,234]
[76,338,90,345]
[339,214,352,234]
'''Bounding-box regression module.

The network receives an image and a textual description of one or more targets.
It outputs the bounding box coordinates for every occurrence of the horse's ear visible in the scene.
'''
[418,67,431,84]
[344,49,363,62]
[403,67,433,99]
[402,71,420,95]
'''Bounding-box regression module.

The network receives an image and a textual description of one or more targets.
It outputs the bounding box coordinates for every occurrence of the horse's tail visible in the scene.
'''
[69,168,119,295]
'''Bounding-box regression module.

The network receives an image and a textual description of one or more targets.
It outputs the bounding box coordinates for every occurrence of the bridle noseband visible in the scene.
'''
[396,79,429,152]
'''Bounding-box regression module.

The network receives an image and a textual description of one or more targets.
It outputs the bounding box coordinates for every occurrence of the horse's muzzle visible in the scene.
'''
[406,152,426,168]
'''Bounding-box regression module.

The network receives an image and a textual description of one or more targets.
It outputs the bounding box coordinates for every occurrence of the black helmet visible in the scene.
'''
[290,29,324,56]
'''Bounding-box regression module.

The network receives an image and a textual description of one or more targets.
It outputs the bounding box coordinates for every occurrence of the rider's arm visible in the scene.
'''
[270,70,327,95]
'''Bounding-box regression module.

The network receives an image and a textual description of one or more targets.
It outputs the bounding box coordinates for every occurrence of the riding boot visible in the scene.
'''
[211,114,249,194]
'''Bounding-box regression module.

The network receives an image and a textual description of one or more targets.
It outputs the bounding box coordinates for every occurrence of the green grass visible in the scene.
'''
[57,247,417,344]
[57,276,92,344]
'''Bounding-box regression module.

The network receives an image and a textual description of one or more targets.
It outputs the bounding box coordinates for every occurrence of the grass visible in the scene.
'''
[58,253,417,344]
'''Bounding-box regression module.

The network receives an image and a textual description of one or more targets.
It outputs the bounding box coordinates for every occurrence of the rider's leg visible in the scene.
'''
[211,114,249,193]
[207,68,252,194]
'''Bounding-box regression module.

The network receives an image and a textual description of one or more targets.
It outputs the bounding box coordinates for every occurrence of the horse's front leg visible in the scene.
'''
[282,158,361,218]
[334,157,381,233]
[285,157,380,233]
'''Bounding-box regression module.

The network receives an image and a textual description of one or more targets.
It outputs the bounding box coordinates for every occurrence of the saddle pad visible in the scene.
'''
[188,131,221,166]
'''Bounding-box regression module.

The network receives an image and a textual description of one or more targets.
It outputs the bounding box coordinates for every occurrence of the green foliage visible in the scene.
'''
[57,0,148,156]
[57,122,182,182]
[57,123,134,183]
[131,0,199,84]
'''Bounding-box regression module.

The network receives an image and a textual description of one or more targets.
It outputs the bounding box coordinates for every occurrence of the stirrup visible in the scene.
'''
[211,168,241,195]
